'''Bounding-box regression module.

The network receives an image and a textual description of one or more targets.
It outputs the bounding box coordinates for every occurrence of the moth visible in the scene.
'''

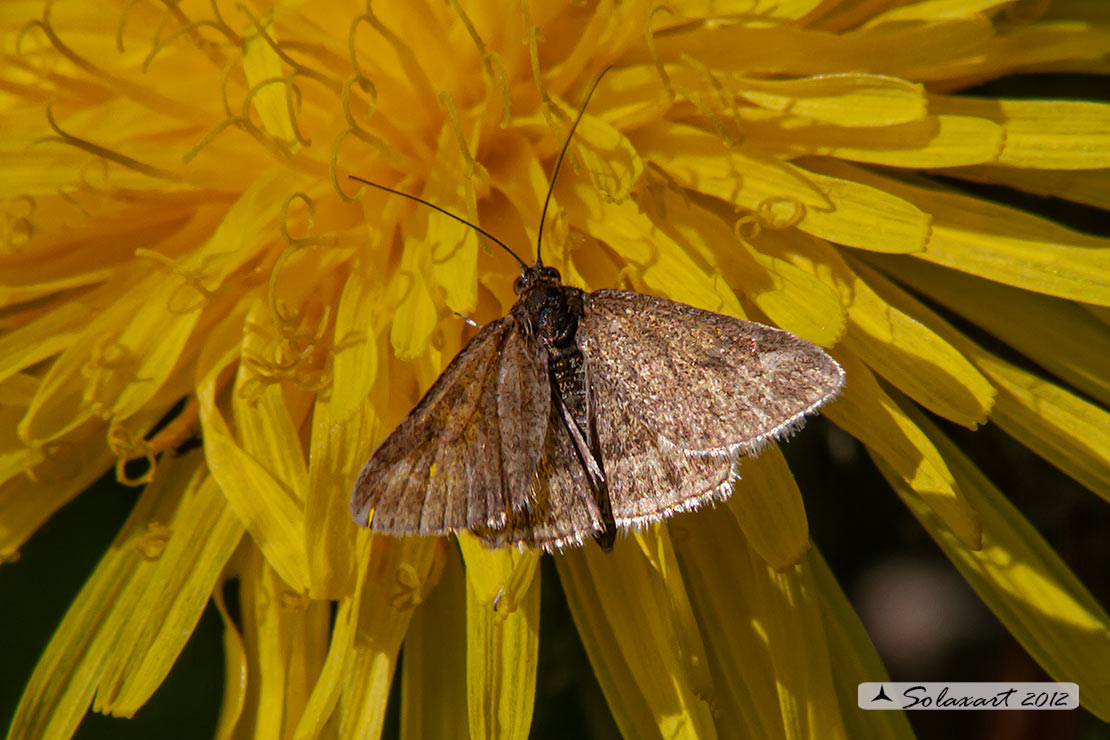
[350,74,844,552]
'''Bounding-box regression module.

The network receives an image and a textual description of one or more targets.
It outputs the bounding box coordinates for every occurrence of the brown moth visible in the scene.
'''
[350,74,844,552]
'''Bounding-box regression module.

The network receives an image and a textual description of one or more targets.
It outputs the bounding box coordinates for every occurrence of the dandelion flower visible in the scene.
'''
[3,1,1109,738]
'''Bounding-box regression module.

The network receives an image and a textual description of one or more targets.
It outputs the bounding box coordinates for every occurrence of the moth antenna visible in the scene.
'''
[535,65,614,268]
[348,175,528,270]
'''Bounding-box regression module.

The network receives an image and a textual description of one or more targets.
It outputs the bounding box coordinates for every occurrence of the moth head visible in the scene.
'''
[512,265,562,296]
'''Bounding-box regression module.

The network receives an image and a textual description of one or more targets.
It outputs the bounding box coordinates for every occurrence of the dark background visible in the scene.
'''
[2,73,1108,740]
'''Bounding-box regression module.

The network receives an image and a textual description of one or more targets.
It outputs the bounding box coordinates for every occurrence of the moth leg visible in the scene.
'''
[584,356,616,550]
[452,311,481,329]
[550,365,615,551]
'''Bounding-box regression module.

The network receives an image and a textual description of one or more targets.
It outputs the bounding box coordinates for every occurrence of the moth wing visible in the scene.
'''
[581,289,843,454]
[472,401,605,551]
[579,289,844,526]
[350,315,550,536]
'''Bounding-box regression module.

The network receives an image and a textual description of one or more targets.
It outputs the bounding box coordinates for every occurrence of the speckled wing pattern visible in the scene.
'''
[350,316,550,536]
[577,289,845,528]
[471,401,605,550]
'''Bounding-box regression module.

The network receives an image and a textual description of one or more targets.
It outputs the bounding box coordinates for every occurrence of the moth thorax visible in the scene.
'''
[525,285,579,347]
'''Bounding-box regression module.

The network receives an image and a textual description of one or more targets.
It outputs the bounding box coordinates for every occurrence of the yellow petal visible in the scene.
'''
[587,65,679,132]
[457,533,540,610]
[229,548,330,740]
[94,473,244,715]
[174,171,291,287]
[242,18,299,149]
[553,551,661,739]
[7,455,192,740]
[465,551,540,740]
[809,550,915,740]
[757,111,1004,168]
[933,96,1110,169]
[0,300,88,386]
[1086,303,1110,327]
[886,20,1110,81]
[423,125,482,315]
[632,526,716,707]
[100,289,204,425]
[866,0,1020,24]
[669,509,784,739]
[565,183,734,312]
[16,268,199,443]
[305,394,361,599]
[823,349,981,549]
[870,254,1110,405]
[765,230,995,428]
[388,241,439,361]
[828,161,1110,306]
[727,447,811,570]
[200,419,310,592]
[236,302,311,503]
[843,255,996,428]
[226,549,276,739]
[650,190,846,347]
[647,19,993,81]
[673,506,848,740]
[752,561,848,740]
[401,547,467,740]
[198,343,310,592]
[943,166,1110,211]
[329,265,383,418]
[294,536,443,740]
[979,352,1110,503]
[572,111,644,204]
[212,579,248,740]
[628,188,751,319]
[485,132,549,258]
[292,599,356,740]
[18,172,287,443]
[660,0,823,22]
[340,537,444,740]
[851,261,1110,500]
[632,122,931,254]
[308,265,385,598]
[557,534,718,740]
[1,442,112,560]
[735,235,847,348]
[446,541,542,734]
[0,246,112,309]
[296,580,333,708]
[736,74,928,127]
[876,410,1110,721]
[0,372,37,407]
